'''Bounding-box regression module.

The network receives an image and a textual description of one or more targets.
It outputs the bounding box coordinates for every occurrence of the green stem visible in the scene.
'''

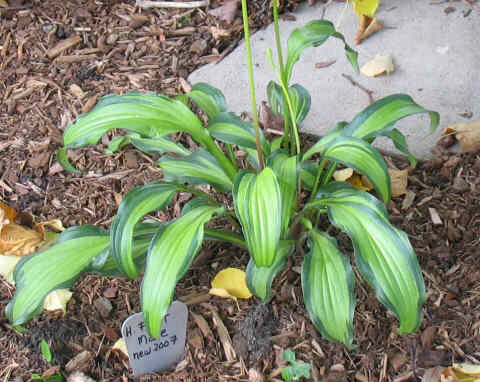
[204,228,246,249]
[309,156,327,202]
[241,0,264,171]
[320,163,337,186]
[266,49,300,155]
[272,0,286,82]
[181,185,220,206]
[226,143,238,171]
[203,138,238,181]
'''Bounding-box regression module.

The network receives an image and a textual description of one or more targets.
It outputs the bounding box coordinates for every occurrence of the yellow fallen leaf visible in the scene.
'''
[333,168,373,191]
[348,0,379,17]
[361,54,395,77]
[43,289,73,313]
[0,254,21,284]
[210,267,252,299]
[112,338,129,357]
[333,168,354,182]
[453,363,480,381]
[443,122,480,153]
[209,288,236,299]
[0,0,9,8]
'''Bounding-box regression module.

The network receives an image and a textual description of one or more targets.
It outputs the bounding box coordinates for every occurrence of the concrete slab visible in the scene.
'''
[189,0,480,158]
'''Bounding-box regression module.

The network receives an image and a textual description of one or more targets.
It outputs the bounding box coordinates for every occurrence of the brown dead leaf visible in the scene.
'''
[443,122,480,153]
[208,0,239,23]
[0,204,63,256]
[0,223,44,256]
[361,54,395,77]
[260,101,284,133]
[389,168,408,197]
[0,201,17,225]
[355,16,383,45]
[209,26,231,40]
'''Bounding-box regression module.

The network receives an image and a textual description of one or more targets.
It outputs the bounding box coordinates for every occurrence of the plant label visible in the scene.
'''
[121,301,188,377]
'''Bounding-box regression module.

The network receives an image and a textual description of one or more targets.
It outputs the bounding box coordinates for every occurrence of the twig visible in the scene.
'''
[136,0,209,8]
[341,73,374,104]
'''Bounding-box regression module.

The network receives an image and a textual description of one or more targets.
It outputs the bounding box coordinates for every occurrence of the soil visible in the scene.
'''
[1,1,480,381]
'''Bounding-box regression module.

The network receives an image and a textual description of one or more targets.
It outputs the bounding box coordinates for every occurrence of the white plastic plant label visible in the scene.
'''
[121,301,188,377]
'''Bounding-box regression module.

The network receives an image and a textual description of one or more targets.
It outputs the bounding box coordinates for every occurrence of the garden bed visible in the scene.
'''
[1,0,479,381]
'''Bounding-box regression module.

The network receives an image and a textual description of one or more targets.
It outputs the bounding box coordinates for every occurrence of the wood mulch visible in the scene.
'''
[1,0,479,381]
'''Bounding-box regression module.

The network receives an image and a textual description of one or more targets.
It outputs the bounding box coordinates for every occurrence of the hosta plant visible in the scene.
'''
[6,0,439,348]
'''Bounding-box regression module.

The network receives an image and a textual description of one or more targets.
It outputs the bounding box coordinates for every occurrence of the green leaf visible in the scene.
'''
[103,135,131,154]
[158,148,233,192]
[270,152,298,236]
[288,84,311,124]
[300,160,318,191]
[308,184,426,333]
[208,112,267,152]
[93,221,165,276]
[6,226,109,326]
[304,136,391,203]
[283,349,296,363]
[141,203,224,337]
[286,20,358,82]
[383,128,418,168]
[110,182,177,278]
[246,241,294,302]
[40,339,52,363]
[128,133,190,156]
[301,229,355,347]
[187,83,227,119]
[301,122,348,162]
[204,228,247,249]
[343,94,440,140]
[233,168,282,267]
[266,82,311,124]
[103,133,190,156]
[63,92,209,149]
[267,81,283,115]
[56,148,80,174]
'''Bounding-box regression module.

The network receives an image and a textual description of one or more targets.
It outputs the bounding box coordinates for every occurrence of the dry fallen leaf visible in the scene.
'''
[0,221,44,256]
[208,0,239,23]
[112,338,129,357]
[452,363,480,380]
[209,267,252,300]
[355,16,383,45]
[333,168,373,191]
[0,202,64,256]
[1,202,71,311]
[361,54,395,77]
[389,168,409,197]
[0,254,21,284]
[0,0,9,7]
[44,289,73,313]
[443,122,480,153]
[333,168,354,181]
[424,363,480,382]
